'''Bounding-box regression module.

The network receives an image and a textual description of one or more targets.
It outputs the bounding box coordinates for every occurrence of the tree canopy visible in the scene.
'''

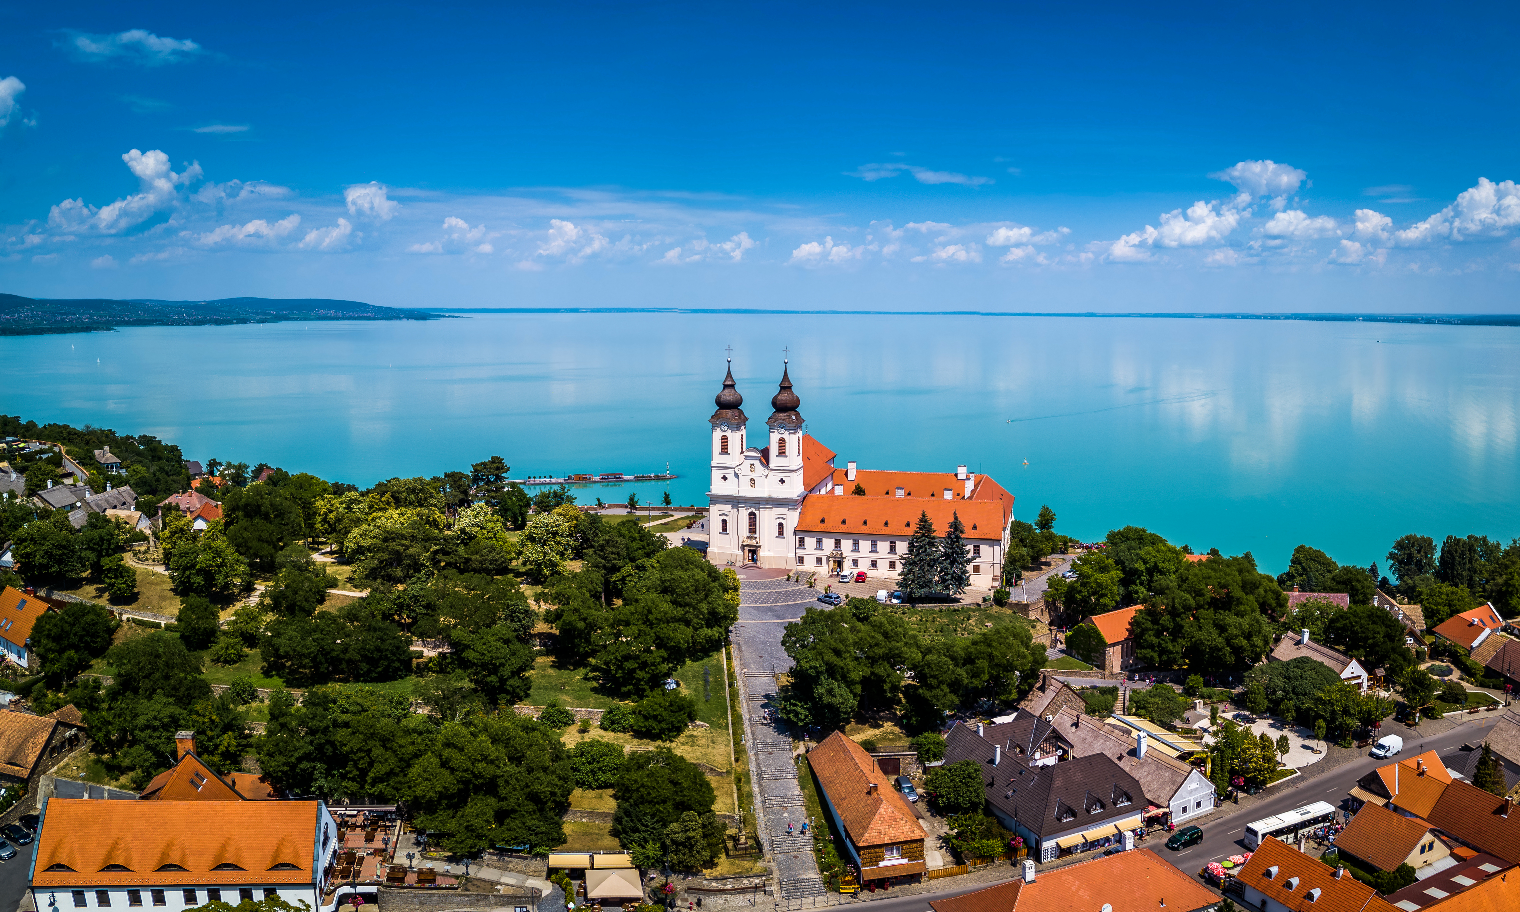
[1130,552,1281,672]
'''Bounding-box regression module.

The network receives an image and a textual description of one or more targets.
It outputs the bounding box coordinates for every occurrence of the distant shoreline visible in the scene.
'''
[0,293,446,337]
[415,307,1520,327]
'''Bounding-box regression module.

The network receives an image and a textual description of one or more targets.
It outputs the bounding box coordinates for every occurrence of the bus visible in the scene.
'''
[1243,801,1337,849]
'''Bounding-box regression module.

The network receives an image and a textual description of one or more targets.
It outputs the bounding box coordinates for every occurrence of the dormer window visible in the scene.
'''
[155,864,188,872]
[212,863,245,871]
[1265,866,1278,880]
[1285,877,1299,891]
[268,863,301,871]
[101,864,132,872]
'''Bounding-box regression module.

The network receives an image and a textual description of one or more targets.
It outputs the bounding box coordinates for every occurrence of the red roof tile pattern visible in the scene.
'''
[0,711,62,778]
[808,732,925,848]
[32,799,323,887]
[1375,750,1454,800]
[1434,604,1505,650]
[1089,605,1143,646]
[1389,860,1520,912]
[1425,778,1520,865]
[801,435,836,491]
[1234,837,1398,912]
[1288,591,1351,609]
[797,495,1006,541]
[928,849,1218,912]
[140,751,246,801]
[0,585,51,653]
[1334,801,1436,872]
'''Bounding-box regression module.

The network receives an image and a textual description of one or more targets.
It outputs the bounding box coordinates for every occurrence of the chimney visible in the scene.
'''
[1022,859,1035,884]
[964,474,974,498]
[107,482,112,492]
[47,479,53,489]
[1136,730,1148,760]
[1335,866,1345,880]
[846,461,857,481]
[1300,628,1310,646]
[994,745,1002,766]
[1503,797,1512,818]
[834,484,844,495]
[895,487,905,498]
[978,722,985,737]
[1293,586,1299,593]
[956,465,967,480]
[175,730,196,760]
[867,782,878,795]
[943,488,953,500]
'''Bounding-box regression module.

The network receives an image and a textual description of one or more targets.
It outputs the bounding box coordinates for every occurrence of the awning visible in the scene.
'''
[585,869,644,900]
[1055,833,1086,849]
[592,854,634,869]
[1348,787,1388,807]
[546,853,592,869]
[1113,815,1144,832]
[1143,807,1169,818]
[1081,825,1119,842]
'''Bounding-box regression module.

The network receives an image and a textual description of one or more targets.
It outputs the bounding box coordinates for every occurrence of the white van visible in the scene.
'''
[876,590,889,603]
[1370,734,1403,758]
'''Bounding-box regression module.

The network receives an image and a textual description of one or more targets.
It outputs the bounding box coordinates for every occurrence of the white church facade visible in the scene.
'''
[705,361,1016,588]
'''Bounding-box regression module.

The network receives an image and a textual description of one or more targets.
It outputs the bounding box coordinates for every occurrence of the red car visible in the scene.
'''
[854,571,867,583]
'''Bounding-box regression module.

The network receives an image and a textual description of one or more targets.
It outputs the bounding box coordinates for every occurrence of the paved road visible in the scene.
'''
[1166,715,1500,870]
[0,838,32,912]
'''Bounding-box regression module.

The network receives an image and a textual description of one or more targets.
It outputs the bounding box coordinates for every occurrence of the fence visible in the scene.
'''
[925,866,967,881]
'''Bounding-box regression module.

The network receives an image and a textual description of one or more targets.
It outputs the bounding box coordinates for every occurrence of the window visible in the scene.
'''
[1195,801,1203,810]
[720,434,729,455]
[74,892,88,909]
[889,561,897,570]
[851,559,859,568]
[127,892,141,908]
[796,556,805,565]
[150,892,166,908]
[870,541,878,553]
[206,892,221,904]
[888,541,897,554]
[749,477,755,488]
[183,891,198,906]
[833,539,842,550]
[870,560,878,569]
[815,538,823,549]
[264,891,278,902]
[815,557,823,566]
[851,540,860,552]
[720,518,728,535]
[238,891,254,904]
[883,845,903,860]
[972,544,981,557]
[96,892,111,908]
[777,521,785,538]
[776,437,787,457]
[798,536,806,548]
[973,565,981,574]
[748,512,758,534]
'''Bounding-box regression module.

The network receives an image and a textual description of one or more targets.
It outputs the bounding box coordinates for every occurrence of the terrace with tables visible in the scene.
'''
[324,812,460,905]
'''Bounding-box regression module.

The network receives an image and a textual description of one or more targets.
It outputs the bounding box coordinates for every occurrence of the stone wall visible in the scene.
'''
[376,887,538,912]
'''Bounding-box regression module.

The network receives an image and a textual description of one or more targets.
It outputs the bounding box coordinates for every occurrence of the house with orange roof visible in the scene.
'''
[0,585,51,669]
[704,361,1014,587]
[1433,604,1506,654]
[1334,801,1452,874]
[1084,605,1144,674]
[30,797,339,912]
[1234,836,1399,912]
[139,732,280,801]
[928,849,1218,912]
[0,706,85,791]
[1384,850,1519,911]
[1349,749,1453,816]
[1423,779,1520,866]
[807,731,927,886]
[1270,629,1368,692]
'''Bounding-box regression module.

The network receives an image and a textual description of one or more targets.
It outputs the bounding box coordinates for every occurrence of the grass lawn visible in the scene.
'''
[672,653,730,727]
[647,515,701,534]
[323,562,358,586]
[200,648,286,689]
[844,719,910,748]
[527,657,620,710]
[60,567,183,617]
[558,726,735,814]
[554,820,621,852]
[1044,655,1093,671]
[569,788,616,812]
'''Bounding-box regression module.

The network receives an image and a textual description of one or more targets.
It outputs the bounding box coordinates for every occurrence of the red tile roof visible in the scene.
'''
[1288,591,1351,610]
[0,586,50,654]
[807,732,925,848]
[0,711,63,778]
[32,799,324,887]
[140,751,246,801]
[1234,837,1398,912]
[1183,554,1209,563]
[1424,778,1520,865]
[1374,750,1453,800]
[1434,604,1505,650]
[801,435,837,491]
[928,849,1218,912]
[1334,801,1436,872]
[1393,862,1520,912]
[797,494,1007,541]
[1089,605,1144,646]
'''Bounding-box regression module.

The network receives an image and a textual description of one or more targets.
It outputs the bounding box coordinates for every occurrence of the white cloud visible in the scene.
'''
[48,149,202,234]
[848,163,992,187]
[192,124,249,134]
[192,180,291,205]
[788,236,873,265]
[1157,200,1242,246]
[299,218,353,251]
[128,246,189,265]
[1394,178,1520,245]
[197,214,301,246]
[67,30,203,65]
[658,231,756,264]
[407,217,495,255]
[1329,239,1386,266]
[534,219,609,262]
[0,77,30,130]
[91,255,117,269]
[408,241,442,254]
[1353,209,1393,244]
[986,224,1068,264]
[1211,160,1307,198]
[344,182,399,220]
[31,254,58,264]
[912,243,981,264]
[1260,209,1340,240]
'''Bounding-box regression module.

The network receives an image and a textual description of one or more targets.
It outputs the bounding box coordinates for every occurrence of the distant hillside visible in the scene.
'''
[0,293,442,335]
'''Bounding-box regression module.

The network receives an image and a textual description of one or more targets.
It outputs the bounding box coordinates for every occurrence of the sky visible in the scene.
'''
[2,1,1519,312]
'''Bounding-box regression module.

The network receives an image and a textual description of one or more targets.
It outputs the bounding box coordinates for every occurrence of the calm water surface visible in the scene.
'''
[3,312,1517,575]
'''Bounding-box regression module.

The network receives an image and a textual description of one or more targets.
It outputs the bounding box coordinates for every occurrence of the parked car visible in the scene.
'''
[17,814,37,832]
[0,840,14,861]
[894,776,919,802]
[0,824,30,845]
[838,572,852,583]
[890,591,904,604]
[1165,826,1203,850]
[854,571,867,583]
[818,592,843,606]
[875,590,890,603]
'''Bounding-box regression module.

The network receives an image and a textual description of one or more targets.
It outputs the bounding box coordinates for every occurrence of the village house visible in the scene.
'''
[1422,779,1520,866]
[1469,634,1520,693]
[1433,604,1506,655]
[1287,588,1351,611]
[1235,837,1399,912]
[1348,750,1453,816]
[1383,850,1518,911]
[0,585,51,669]
[1045,708,1217,824]
[1086,605,1142,674]
[94,446,124,475]
[140,732,281,801]
[1374,589,1425,637]
[0,705,86,794]
[1334,801,1452,875]
[1269,630,1368,692]
[158,491,223,531]
[927,849,1219,912]
[30,798,340,912]
[1017,674,1086,722]
[807,732,927,887]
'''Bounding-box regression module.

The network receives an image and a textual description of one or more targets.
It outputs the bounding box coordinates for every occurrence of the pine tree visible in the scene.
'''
[1473,743,1507,795]
[936,512,971,596]
[900,511,940,601]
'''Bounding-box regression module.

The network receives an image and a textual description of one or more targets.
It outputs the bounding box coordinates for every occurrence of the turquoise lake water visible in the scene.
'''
[3,312,1517,575]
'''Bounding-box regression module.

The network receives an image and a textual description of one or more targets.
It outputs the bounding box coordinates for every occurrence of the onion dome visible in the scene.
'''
[709,360,747,428]
[766,362,804,430]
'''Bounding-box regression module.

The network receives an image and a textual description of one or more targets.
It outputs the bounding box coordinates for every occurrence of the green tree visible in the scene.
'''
[1276,733,1290,758]
[469,456,510,508]
[926,760,985,815]
[780,598,920,730]
[911,732,946,764]
[498,482,532,530]
[519,508,577,581]
[13,512,85,583]
[208,635,245,666]
[1314,719,1327,750]
[166,526,251,599]
[1035,505,1056,533]
[1102,526,1188,606]
[569,739,626,789]
[176,595,222,650]
[1278,598,1344,645]
[630,689,698,741]
[936,512,972,596]
[1244,657,1341,721]
[1243,681,1270,715]
[1472,743,1506,795]
[662,490,672,507]
[222,483,305,573]
[1048,550,1123,616]
[454,625,534,707]
[1418,581,1479,629]
[1369,864,1418,895]
[31,600,119,686]
[612,748,716,849]
[23,461,60,497]
[1277,544,1339,592]
[269,565,329,616]
[532,485,576,513]
[1325,604,1413,678]
[1399,666,1437,717]
[1131,552,1280,671]
[851,483,866,495]
[663,810,726,872]
[100,556,139,602]
[1387,535,1437,597]
[1327,565,1377,605]
[1184,674,1204,697]
[1129,684,1188,727]
[899,512,940,600]
[1065,623,1107,666]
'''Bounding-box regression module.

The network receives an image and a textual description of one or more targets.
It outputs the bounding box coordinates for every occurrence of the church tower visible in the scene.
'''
[709,359,746,494]
[766,361,804,486]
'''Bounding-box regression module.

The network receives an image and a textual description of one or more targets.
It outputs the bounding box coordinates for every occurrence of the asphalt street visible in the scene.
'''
[0,839,32,912]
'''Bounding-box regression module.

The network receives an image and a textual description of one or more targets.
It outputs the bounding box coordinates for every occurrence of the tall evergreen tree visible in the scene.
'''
[1473,743,1506,796]
[900,511,939,600]
[937,512,971,596]
[470,456,510,508]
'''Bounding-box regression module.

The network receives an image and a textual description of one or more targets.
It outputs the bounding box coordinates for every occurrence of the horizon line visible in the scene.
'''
[410,308,1520,326]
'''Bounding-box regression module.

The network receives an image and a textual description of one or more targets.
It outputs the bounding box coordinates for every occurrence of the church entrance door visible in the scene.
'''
[744,547,758,565]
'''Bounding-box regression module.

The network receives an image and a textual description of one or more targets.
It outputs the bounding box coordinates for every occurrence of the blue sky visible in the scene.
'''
[3,1,1519,311]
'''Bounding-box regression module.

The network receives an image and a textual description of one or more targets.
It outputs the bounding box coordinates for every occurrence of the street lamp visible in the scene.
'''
[406,852,415,870]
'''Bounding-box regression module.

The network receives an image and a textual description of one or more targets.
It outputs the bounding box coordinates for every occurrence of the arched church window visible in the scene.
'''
[776,437,787,457]
[777,521,785,538]
[720,435,729,455]
[720,519,728,535]
[748,512,758,534]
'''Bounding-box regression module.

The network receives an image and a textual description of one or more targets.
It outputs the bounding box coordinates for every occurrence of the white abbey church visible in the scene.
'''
[705,361,1016,588]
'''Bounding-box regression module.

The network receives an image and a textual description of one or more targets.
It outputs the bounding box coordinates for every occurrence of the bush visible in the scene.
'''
[1439,681,1468,705]
[176,595,221,651]
[629,689,698,741]
[538,701,575,728]
[1081,686,1118,717]
[226,676,259,705]
[1184,675,1204,697]
[860,738,878,752]
[992,588,1010,607]
[600,703,633,733]
[569,739,626,789]
[926,760,986,815]
[208,634,245,666]
[911,732,946,764]
[128,617,163,629]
